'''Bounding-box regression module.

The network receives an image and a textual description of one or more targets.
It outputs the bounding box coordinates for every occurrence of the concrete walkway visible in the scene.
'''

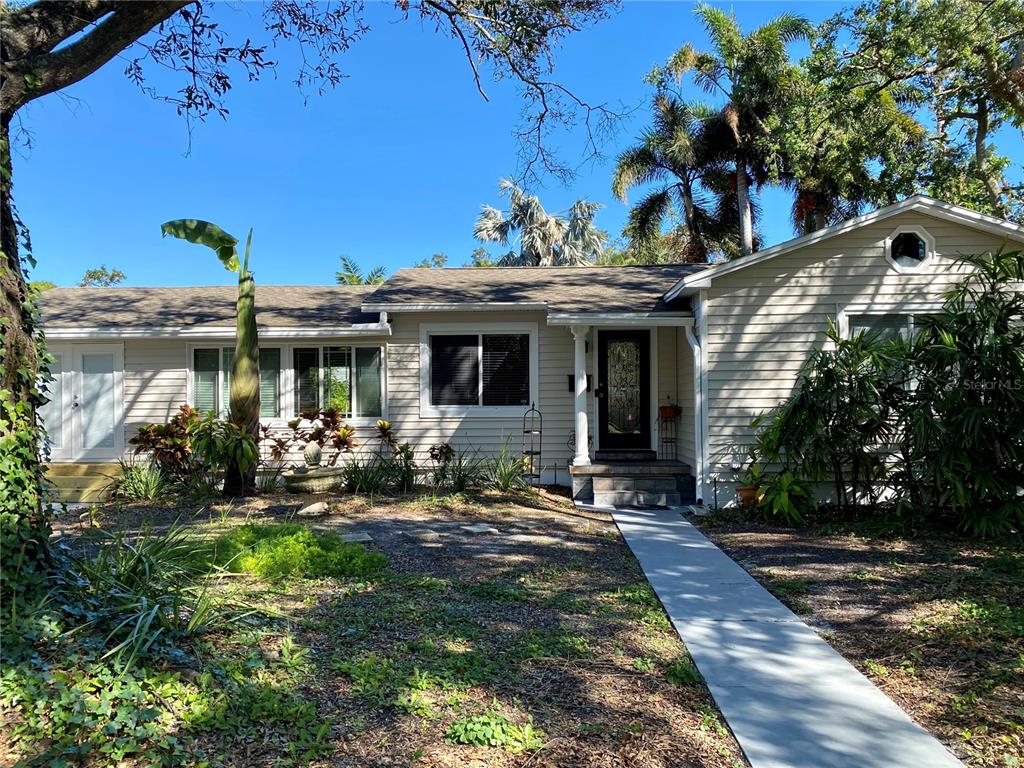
[612,507,964,768]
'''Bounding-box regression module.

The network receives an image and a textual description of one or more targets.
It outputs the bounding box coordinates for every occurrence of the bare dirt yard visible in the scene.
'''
[697,515,1023,768]
[4,491,748,768]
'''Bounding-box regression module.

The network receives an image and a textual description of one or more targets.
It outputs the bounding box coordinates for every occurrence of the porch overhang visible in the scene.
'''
[546,312,694,327]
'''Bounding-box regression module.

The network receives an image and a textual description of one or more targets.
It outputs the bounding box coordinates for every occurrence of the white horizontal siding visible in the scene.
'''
[704,210,1024,483]
[123,340,188,455]
[386,311,576,482]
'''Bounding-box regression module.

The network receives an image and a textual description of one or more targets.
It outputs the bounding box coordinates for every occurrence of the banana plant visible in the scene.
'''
[161,219,259,496]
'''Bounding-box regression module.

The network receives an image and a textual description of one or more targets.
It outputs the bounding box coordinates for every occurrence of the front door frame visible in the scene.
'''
[594,328,657,452]
[45,342,125,462]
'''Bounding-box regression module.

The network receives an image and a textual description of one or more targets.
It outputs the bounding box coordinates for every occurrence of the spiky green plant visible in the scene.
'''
[336,256,386,285]
[161,220,259,496]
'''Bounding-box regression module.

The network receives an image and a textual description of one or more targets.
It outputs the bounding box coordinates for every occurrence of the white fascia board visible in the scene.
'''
[662,195,1024,302]
[45,323,392,340]
[547,312,694,327]
[362,301,548,313]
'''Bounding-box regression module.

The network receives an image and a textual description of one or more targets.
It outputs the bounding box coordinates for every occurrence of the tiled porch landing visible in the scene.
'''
[569,460,695,508]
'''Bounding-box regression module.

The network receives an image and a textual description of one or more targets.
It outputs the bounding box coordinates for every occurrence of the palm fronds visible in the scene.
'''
[474,178,604,266]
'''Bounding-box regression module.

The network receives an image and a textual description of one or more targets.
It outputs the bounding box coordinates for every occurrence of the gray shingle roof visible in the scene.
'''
[40,285,380,329]
[364,264,706,313]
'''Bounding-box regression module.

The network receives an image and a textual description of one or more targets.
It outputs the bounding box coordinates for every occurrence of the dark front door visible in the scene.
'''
[597,330,651,451]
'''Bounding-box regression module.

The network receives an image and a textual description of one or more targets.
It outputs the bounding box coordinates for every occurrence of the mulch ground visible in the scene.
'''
[49,491,748,768]
[696,516,1023,768]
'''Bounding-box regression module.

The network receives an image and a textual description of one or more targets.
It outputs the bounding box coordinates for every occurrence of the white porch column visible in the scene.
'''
[570,325,591,466]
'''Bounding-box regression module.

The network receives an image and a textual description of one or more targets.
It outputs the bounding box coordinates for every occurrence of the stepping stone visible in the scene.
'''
[512,520,543,530]
[405,528,441,541]
[297,501,329,517]
[461,524,499,535]
[340,532,373,543]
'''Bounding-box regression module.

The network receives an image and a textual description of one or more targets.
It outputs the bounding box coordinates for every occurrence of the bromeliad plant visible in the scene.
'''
[260,408,356,468]
[161,219,260,496]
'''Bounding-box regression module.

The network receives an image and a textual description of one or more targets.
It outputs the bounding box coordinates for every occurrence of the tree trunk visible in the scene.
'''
[680,180,707,263]
[735,157,753,256]
[974,99,1005,213]
[0,115,50,604]
[225,259,260,497]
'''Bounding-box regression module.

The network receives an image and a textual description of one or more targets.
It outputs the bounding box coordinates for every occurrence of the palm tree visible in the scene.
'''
[612,95,736,263]
[666,3,812,255]
[473,179,605,266]
[336,256,386,285]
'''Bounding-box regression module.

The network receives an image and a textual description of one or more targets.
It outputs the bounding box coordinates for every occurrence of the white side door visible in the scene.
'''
[39,344,72,461]
[70,344,125,461]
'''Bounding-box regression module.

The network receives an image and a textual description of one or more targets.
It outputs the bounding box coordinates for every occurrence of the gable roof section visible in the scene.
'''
[664,195,1024,300]
[363,264,706,314]
[41,285,384,338]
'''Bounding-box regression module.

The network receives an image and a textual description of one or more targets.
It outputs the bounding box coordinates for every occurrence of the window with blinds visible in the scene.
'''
[294,347,321,417]
[293,345,383,418]
[429,333,530,407]
[194,347,281,418]
[482,334,529,406]
[430,335,479,406]
[192,349,220,413]
[194,345,381,420]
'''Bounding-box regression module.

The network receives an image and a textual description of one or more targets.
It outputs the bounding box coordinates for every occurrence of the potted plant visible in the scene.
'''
[736,463,763,509]
[659,398,681,419]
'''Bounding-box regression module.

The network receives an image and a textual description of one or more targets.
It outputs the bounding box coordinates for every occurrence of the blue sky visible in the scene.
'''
[14,1,1020,287]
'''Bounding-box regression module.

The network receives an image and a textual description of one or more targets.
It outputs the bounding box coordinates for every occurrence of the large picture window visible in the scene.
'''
[423,326,534,414]
[293,345,383,419]
[191,344,384,422]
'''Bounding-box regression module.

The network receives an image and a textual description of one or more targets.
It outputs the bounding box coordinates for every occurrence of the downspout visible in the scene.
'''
[684,324,705,504]
[697,289,710,504]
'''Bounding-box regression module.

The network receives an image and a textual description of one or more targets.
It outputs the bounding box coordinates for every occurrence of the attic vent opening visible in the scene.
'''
[885,226,934,273]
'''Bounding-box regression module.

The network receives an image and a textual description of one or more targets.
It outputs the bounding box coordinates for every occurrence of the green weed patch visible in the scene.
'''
[211,524,387,580]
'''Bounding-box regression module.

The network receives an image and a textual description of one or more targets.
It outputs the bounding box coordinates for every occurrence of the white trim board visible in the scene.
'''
[664,195,1024,300]
[365,301,547,313]
[548,312,694,327]
[47,323,392,340]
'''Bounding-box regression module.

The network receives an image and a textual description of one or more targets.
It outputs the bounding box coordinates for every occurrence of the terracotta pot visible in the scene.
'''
[659,405,680,418]
[736,485,759,509]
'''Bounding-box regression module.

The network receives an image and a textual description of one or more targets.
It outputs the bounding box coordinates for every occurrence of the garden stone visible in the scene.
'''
[461,523,499,535]
[405,528,441,541]
[341,532,373,543]
[512,520,543,530]
[297,501,329,517]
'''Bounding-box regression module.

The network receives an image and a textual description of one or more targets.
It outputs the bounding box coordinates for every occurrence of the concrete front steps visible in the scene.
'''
[570,460,694,508]
[44,462,122,503]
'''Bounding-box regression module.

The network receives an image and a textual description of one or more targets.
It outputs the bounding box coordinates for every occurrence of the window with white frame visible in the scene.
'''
[885,226,934,272]
[292,345,383,418]
[422,325,535,414]
[192,347,282,419]
[846,312,933,341]
[191,344,384,421]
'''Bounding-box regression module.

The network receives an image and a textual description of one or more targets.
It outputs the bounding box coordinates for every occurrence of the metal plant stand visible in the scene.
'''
[522,403,542,485]
[658,414,678,461]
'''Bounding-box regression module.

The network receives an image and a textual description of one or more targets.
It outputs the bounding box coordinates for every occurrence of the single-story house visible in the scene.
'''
[39,195,1024,505]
